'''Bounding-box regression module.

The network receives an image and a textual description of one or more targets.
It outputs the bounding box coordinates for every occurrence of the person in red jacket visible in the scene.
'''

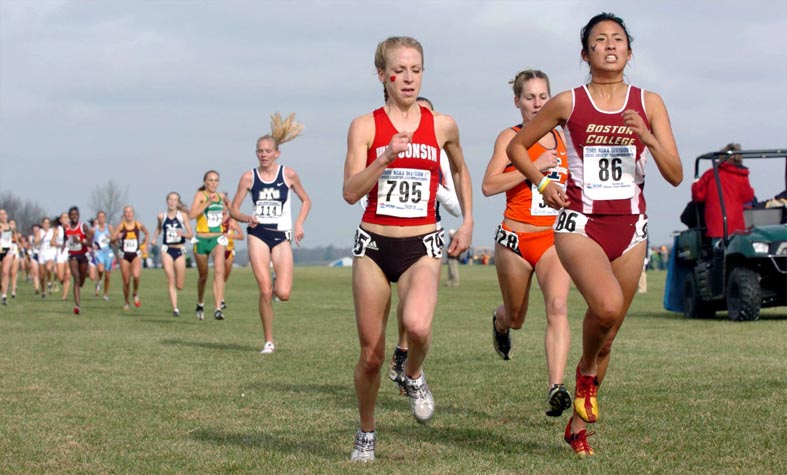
[691,143,755,239]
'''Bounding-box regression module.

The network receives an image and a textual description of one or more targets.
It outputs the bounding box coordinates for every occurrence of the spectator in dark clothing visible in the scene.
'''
[691,143,755,238]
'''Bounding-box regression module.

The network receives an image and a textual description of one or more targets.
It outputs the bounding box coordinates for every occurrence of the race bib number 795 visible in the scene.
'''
[376,168,431,218]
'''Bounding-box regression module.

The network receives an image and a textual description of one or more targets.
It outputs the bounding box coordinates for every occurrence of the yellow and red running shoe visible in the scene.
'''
[574,367,599,423]
[564,417,595,457]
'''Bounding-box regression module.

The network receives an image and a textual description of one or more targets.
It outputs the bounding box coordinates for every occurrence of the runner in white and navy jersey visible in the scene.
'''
[229,112,311,355]
[153,192,193,316]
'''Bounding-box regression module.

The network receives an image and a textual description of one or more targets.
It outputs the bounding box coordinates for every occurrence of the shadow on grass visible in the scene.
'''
[248,381,517,421]
[188,410,551,461]
[161,338,252,352]
[380,419,557,458]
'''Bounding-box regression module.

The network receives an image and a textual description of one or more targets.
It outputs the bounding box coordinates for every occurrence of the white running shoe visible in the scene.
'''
[350,430,375,462]
[260,341,275,354]
[404,372,435,424]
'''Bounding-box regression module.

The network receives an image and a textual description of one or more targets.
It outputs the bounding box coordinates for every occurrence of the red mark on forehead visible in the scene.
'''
[390,75,396,82]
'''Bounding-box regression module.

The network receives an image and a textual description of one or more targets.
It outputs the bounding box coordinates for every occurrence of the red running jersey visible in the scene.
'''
[65,222,88,255]
[362,106,440,226]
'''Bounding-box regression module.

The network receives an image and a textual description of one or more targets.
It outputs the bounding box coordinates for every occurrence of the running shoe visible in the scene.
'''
[492,311,512,360]
[195,304,204,321]
[133,294,141,308]
[173,308,180,317]
[73,306,80,315]
[103,295,110,302]
[564,417,595,457]
[387,346,408,385]
[403,372,435,424]
[221,300,227,310]
[574,367,599,423]
[213,309,225,320]
[260,341,275,354]
[95,283,100,296]
[123,303,130,311]
[1,295,7,305]
[546,384,572,417]
[350,429,375,462]
[11,292,15,298]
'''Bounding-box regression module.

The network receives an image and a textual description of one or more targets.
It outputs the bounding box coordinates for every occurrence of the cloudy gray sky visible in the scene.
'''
[2,0,785,249]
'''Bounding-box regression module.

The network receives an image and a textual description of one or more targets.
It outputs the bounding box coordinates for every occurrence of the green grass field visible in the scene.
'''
[1,265,785,474]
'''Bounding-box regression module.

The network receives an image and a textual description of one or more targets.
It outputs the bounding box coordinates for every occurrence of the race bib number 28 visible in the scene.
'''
[376,168,431,218]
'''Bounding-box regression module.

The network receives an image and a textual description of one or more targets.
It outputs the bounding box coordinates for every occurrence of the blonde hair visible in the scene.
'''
[509,69,551,98]
[374,36,424,101]
[257,112,304,150]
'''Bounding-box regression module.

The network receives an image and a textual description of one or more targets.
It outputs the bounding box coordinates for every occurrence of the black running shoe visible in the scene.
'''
[492,312,512,360]
[195,304,204,321]
[546,383,572,417]
[220,300,227,310]
[387,346,408,385]
[214,309,225,320]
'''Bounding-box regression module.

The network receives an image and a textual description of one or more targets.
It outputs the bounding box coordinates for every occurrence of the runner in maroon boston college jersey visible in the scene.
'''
[507,13,682,457]
[342,36,474,462]
[64,207,94,314]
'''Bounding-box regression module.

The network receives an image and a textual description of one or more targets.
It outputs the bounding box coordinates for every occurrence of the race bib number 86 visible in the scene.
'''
[553,209,588,235]
[583,145,636,200]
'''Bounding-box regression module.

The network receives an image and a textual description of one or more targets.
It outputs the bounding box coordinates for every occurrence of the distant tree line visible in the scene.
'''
[1,180,128,232]
[0,191,46,232]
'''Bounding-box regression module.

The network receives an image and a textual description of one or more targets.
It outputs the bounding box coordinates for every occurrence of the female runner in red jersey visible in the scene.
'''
[481,69,572,417]
[507,13,682,457]
[64,206,94,314]
[342,36,474,462]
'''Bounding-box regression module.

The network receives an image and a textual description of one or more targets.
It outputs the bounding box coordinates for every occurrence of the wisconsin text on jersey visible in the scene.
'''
[584,124,636,145]
[375,143,439,161]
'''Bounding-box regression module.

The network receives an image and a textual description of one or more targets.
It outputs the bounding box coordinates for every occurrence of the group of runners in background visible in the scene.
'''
[2,10,684,461]
[0,112,312,359]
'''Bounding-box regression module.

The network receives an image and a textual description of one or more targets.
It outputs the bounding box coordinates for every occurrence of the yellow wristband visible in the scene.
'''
[537,177,552,193]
